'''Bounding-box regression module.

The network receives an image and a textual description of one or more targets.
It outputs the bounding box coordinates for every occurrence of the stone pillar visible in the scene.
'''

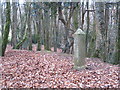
[73,28,86,69]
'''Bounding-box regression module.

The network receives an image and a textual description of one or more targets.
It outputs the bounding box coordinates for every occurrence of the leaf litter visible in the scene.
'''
[0,45,119,88]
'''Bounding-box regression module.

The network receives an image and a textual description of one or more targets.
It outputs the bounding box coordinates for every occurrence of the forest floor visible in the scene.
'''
[0,45,119,88]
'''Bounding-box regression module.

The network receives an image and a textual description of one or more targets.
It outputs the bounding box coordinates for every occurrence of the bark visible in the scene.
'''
[88,4,96,57]
[58,2,76,53]
[78,2,82,28]
[0,1,4,38]
[20,18,27,49]
[32,2,41,51]
[108,2,120,64]
[104,3,109,59]
[37,3,42,51]
[11,1,18,47]
[43,4,50,51]
[13,32,27,49]
[117,4,120,64]
[21,4,31,50]
[13,22,28,49]
[86,1,89,55]
[36,20,41,51]
[106,3,118,64]
[95,2,119,64]
[27,3,32,50]
[95,2,107,61]
[58,2,66,25]
[58,3,68,49]
[32,19,37,44]
[1,1,11,56]
[81,2,86,29]
[18,3,24,41]
[50,3,58,52]
[18,4,28,49]
[53,15,57,52]
[73,7,78,30]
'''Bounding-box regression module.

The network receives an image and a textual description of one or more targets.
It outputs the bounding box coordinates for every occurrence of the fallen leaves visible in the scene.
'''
[0,46,119,88]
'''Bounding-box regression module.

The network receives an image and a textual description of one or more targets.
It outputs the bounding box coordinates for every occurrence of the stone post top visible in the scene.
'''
[74,28,85,35]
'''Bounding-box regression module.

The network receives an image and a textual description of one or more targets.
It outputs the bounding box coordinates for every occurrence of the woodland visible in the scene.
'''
[0,0,120,88]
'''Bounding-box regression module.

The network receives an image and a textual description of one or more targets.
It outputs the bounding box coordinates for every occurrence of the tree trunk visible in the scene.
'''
[36,20,41,51]
[106,3,118,64]
[43,5,50,51]
[86,0,89,55]
[13,32,27,49]
[53,15,57,52]
[81,2,85,29]
[1,1,11,56]
[73,7,78,30]
[105,3,109,59]
[117,4,120,64]
[78,2,82,28]
[95,2,107,61]
[0,1,4,38]
[58,2,76,54]
[11,1,18,47]
[27,3,32,50]
[32,2,41,51]
[19,4,28,50]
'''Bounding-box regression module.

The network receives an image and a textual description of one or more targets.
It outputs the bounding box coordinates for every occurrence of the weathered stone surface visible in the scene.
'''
[73,28,86,69]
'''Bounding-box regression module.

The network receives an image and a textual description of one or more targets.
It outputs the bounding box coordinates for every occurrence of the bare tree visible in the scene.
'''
[1,1,11,56]
[95,2,107,61]
[11,0,18,47]
[27,3,32,50]
[58,2,77,53]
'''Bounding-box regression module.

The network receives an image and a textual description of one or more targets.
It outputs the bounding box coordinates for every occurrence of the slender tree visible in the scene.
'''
[86,0,89,55]
[51,2,58,52]
[27,3,32,50]
[95,2,106,61]
[81,1,86,29]
[43,3,50,51]
[58,2,77,53]
[11,0,18,47]
[37,3,42,51]
[116,2,120,64]
[1,1,11,56]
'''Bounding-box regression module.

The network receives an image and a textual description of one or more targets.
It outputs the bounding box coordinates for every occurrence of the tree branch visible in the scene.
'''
[58,2,66,25]
[67,2,77,24]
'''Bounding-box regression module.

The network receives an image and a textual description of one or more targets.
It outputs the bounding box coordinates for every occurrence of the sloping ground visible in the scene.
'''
[0,46,119,88]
